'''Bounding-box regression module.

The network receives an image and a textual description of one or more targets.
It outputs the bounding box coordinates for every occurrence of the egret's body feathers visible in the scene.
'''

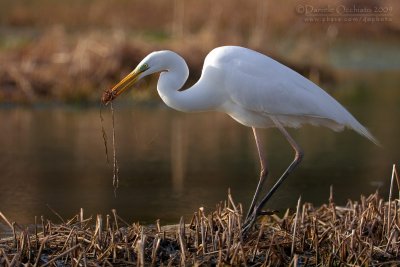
[105,46,378,228]
[152,46,378,144]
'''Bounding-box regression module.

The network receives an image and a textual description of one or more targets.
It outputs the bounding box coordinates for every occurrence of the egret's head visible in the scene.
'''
[101,52,165,105]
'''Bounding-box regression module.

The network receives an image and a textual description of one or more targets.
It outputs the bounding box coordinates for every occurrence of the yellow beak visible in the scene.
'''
[101,68,141,105]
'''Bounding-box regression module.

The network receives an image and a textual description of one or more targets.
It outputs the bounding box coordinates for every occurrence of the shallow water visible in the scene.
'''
[0,82,399,226]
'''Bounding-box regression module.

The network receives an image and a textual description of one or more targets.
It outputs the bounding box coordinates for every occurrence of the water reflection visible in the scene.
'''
[0,92,398,225]
[171,118,187,194]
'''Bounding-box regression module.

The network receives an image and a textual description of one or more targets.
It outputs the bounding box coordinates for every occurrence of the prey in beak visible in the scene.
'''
[102,63,149,105]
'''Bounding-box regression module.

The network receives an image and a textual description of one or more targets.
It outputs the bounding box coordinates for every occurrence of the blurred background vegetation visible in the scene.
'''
[0,0,399,224]
[0,0,398,103]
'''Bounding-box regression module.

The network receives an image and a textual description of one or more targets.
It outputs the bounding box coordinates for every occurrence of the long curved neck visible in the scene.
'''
[156,52,221,113]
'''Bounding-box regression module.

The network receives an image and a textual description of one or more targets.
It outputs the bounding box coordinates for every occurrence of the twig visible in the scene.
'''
[110,102,120,196]
[34,235,49,266]
[178,217,186,265]
[46,204,65,223]
[100,104,110,163]
[9,252,20,267]
[291,196,301,256]
[41,244,81,267]
[387,164,396,236]
[0,212,13,230]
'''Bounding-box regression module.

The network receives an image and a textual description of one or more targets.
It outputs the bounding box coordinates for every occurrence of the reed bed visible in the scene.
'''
[1,180,400,266]
[0,26,338,104]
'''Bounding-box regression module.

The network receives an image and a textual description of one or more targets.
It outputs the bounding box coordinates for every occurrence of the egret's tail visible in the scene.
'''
[347,118,381,146]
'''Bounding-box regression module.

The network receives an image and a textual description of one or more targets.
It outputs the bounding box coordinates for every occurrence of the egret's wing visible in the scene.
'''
[222,49,339,120]
[216,47,378,144]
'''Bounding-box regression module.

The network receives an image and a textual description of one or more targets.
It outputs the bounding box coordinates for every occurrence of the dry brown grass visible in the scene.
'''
[0,26,337,103]
[0,0,398,103]
[0,28,138,103]
[1,175,400,266]
[2,0,398,39]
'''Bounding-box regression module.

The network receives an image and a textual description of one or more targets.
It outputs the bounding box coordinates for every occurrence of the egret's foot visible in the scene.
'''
[242,217,255,234]
[259,210,278,216]
[242,208,278,234]
[242,207,258,233]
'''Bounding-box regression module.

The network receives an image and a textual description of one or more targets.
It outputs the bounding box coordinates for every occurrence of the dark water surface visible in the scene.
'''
[0,83,399,226]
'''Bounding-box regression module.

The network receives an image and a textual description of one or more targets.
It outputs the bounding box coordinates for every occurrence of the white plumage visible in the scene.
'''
[104,45,378,228]
[200,47,378,141]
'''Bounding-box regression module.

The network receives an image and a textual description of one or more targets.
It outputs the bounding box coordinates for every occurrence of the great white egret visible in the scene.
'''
[102,46,378,228]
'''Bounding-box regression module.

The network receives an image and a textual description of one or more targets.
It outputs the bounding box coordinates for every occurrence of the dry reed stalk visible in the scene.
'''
[74,251,83,267]
[34,235,48,266]
[100,102,120,196]
[1,187,400,265]
[151,234,161,266]
[9,252,20,267]
[136,229,145,267]
[0,248,11,266]
[110,103,120,195]
[291,196,301,257]
[96,215,103,244]
[394,166,400,199]
[388,164,396,236]
[41,244,81,267]
[46,204,65,224]
[100,106,110,164]
[178,217,186,265]
[0,213,14,231]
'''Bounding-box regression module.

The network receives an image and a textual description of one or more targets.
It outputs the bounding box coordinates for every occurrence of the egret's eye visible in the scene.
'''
[140,63,149,72]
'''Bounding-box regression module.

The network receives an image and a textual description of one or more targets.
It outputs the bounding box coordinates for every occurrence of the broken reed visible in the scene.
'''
[1,188,400,266]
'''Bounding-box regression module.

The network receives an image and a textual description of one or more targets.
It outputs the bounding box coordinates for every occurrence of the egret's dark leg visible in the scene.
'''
[246,127,269,220]
[243,118,303,231]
